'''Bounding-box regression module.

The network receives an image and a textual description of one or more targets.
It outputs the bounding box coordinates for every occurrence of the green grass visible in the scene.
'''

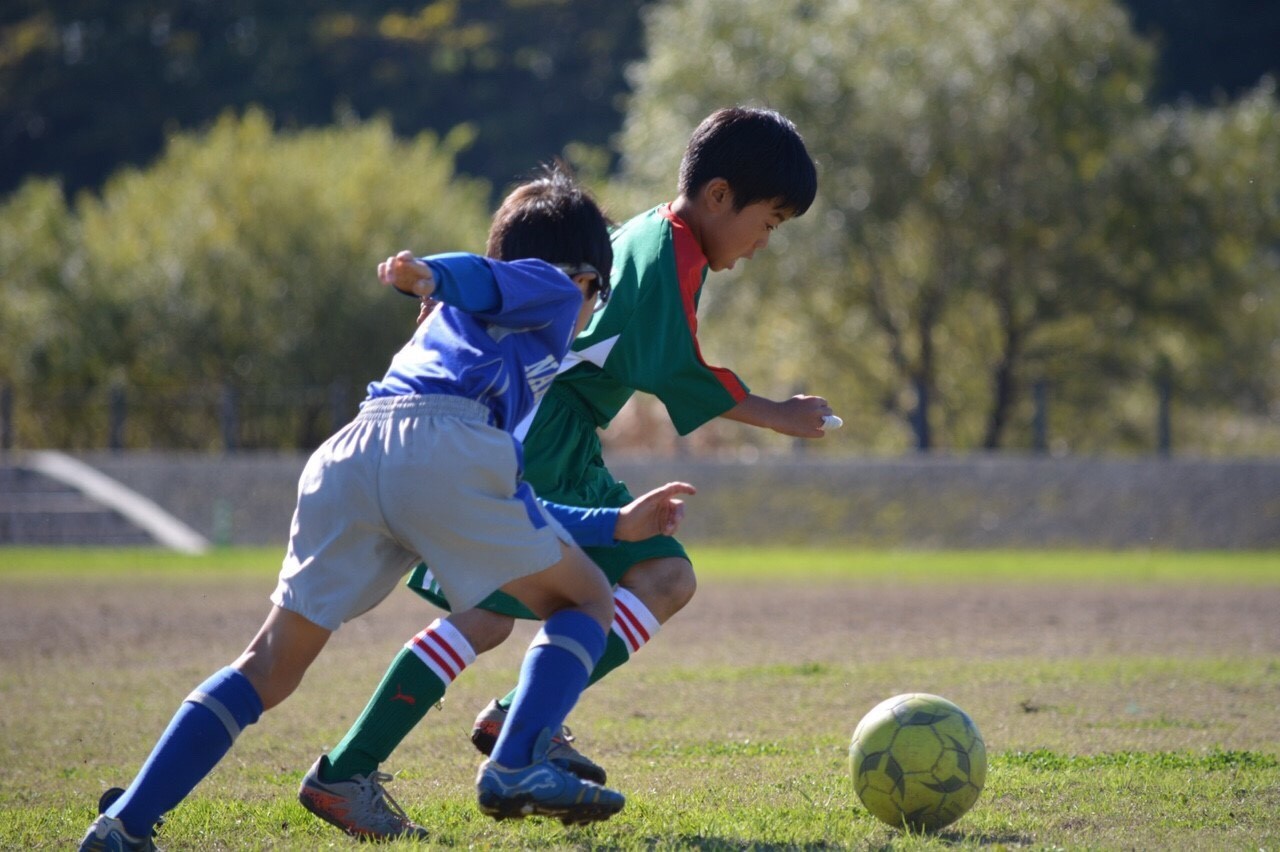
[0,546,281,580]
[3,546,1278,850]
[690,547,1280,583]
[4,545,1277,583]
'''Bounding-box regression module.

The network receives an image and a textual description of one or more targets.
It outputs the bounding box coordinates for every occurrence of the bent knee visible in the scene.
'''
[620,557,696,621]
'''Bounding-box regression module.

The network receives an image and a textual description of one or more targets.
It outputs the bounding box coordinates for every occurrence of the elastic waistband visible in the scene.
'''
[357,394,493,425]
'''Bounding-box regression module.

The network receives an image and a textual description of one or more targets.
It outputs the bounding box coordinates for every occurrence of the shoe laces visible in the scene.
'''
[359,771,416,829]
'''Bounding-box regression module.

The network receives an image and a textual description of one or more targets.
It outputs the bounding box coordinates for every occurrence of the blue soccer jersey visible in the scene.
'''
[366,253,581,433]
[364,252,615,543]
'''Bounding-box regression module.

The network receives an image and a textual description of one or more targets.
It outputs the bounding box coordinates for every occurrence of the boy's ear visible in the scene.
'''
[703,177,734,211]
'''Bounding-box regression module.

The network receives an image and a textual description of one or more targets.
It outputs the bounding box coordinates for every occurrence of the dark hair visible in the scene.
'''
[677,107,818,216]
[486,162,613,284]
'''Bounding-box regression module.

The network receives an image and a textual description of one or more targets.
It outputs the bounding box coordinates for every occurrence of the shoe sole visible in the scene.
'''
[297,784,430,842]
[298,788,362,838]
[477,789,623,826]
[298,787,383,840]
[98,788,127,813]
[470,727,500,757]
[471,729,608,786]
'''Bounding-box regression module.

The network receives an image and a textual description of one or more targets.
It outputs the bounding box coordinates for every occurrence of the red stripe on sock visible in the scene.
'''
[612,613,639,652]
[413,632,459,681]
[423,627,467,671]
[615,597,650,643]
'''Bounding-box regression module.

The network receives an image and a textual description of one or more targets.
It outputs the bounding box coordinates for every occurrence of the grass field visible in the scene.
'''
[2,546,1278,850]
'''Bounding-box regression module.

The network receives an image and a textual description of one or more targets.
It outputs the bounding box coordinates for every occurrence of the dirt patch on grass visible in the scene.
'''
[5,575,1277,667]
[657,580,1280,665]
[6,570,1280,835]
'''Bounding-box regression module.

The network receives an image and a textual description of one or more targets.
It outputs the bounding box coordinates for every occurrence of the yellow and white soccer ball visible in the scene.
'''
[849,693,987,832]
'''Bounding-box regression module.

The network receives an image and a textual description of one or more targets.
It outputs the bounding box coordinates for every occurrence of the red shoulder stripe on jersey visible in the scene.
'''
[658,205,749,402]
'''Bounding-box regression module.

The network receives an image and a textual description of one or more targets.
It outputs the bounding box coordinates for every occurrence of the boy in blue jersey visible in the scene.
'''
[296,108,826,841]
[77,166,695,851]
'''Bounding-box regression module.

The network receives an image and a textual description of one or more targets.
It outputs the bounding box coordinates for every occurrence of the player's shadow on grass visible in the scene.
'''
[895,828,1034,847]
[594,829,1032,850]
[608,841,851,851]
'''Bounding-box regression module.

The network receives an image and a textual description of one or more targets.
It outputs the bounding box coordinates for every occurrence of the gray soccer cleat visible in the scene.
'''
[297,757,429,841]
[470,698,607,784]
[476,729,625,826]
[77,814,159,852]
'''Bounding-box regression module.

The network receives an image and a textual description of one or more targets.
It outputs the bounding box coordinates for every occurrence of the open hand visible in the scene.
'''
[614,481,697,541]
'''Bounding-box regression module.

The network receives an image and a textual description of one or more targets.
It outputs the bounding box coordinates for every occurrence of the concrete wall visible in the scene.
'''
[73,451,1280,550]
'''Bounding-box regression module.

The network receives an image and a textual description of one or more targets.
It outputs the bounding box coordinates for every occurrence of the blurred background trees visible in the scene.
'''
[0,0,647,198]
[1,0,1277,454]
[1,112,490,448]
[617,0,1279,455]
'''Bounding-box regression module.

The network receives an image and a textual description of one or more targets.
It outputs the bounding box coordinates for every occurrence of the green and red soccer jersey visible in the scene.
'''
[409,204,747,614]
[538,203,749,437]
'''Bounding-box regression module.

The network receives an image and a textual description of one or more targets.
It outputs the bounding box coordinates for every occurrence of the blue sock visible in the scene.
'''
[491,610,605,769]
[106,666,263,838]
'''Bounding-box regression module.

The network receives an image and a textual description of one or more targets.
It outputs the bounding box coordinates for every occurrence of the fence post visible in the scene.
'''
[0,384,11,451]
[108,382,126,451]
[1154,355,1173,457]
[1032,379,1048,454]
[913,377,931,452]
[1156,375,1172,458]
[221,385,239,452]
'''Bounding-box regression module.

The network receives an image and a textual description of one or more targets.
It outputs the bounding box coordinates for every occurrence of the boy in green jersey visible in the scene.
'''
[301,108,833,839]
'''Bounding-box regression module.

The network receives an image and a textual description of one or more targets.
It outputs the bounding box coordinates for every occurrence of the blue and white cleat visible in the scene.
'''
[77,814,159,852]
[471,698,607,784]
[476,729,624,826]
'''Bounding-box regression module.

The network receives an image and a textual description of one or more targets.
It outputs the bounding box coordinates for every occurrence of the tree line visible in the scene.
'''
[2,0,1277,200]
[1,0,1277,454]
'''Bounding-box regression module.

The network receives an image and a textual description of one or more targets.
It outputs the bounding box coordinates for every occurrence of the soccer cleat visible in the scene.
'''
[297,757,430,841]
[471,698,607,785]
[77,815,159,852]
[476,730,625,826]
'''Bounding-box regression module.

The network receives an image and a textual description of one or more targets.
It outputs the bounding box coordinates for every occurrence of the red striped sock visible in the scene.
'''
[611,587,660,655]
[406,617,477,684]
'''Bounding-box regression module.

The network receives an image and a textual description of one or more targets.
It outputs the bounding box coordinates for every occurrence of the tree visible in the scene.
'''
[618,0,1280,454]
[2,109,492,449]
[0,178,80,446]
[0,1,648,199]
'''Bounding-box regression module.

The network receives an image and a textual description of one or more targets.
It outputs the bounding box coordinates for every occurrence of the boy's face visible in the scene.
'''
[569,271,605,337]
[699,182,793,272]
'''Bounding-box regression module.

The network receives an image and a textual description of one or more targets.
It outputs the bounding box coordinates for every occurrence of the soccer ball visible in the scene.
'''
[849,693,987,832]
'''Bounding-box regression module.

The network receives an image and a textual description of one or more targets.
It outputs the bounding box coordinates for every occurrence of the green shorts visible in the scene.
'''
[406,383,689,619]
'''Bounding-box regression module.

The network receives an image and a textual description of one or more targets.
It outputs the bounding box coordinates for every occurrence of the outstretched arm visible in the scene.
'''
[721,393,838,439]
[540,481,697,547]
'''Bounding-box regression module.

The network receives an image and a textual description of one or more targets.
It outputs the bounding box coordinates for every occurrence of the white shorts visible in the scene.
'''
[271,395,571,630]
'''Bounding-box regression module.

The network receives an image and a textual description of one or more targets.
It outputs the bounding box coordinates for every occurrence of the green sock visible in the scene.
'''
[497,629,630,711]
[323,645,448,780]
